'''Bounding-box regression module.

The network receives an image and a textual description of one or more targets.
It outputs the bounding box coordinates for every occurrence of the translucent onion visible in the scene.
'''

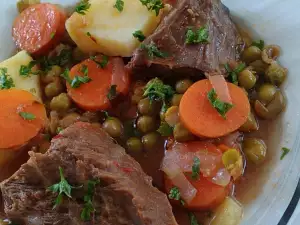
[210,168,231,187]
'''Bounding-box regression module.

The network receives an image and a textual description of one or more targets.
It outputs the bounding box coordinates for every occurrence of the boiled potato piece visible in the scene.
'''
[210,197,243,225]
[0,51,42,101]
[66,0,162,56]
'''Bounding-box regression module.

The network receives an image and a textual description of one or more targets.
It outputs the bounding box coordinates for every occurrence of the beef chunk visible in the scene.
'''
[129,0,244,77]
[1,122,177,225]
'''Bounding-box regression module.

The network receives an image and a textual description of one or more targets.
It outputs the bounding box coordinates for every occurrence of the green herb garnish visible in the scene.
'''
[48,167,82,209]
[87,32,92,37]
[107,85,118,101]
[191,157,200,180]
[19,61,39,77]
[56,127,63,133]
[188,212,200,225]
[207,89,233,119]
[81,179,100,221]
[61,66,91,89]
[252,40,265,50]
[39,48,72,72]
[157,122,173,136]
[280,147,290,160]
[75,0,91,15]
[143,78,175,112]
[139,0,164,16]
[133,30,146,42]
[90,55,109,68]
[19,112,36,121]
[185,26,209,44]
[114,0,124,12]
[224,62,246,85]
[0,68,14,89]
[50,32,56,39]
[141,43,168,59]
[168,187,185,205]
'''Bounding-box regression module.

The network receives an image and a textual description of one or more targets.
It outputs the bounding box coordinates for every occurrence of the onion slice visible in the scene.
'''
[209,75,232,104]
[210,168,231,187]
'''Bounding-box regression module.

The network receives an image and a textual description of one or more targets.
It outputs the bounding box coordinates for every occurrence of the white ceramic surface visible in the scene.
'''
[0,0,299,224]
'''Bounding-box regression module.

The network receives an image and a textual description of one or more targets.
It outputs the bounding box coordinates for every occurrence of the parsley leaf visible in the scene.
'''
[19,61,39,77]
[61,66,91,89]
[207,89,233,119]
[39,48,72,72]
[224,62,246,85]
[191,157,200,180]
[81,179,100,221]
[280,147,290,160]
[90,55,109,68]
[168,186,181,200]
[185,26,209,44]
[133,30,146,42]
[50,32,56,39]
[75,0,91,15]
[139,0,164,16]
[19,112,36,121]
[86,32,92,37]
[141,43,168,59]
[157,122,173,136]
[188,212,200,225]
[114,0,124,12]
[48,167,82,209]
[0,68,14,89]
[143,78,175,112]
[252,40,265,50]
[107,85,118,101]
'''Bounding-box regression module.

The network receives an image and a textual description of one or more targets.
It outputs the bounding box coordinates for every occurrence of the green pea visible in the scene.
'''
[138,98,160,116]
[102,117,123,138]
[239,112,259,132]
[265,62,287,86]
[243,138,267,164]
[45,81,63,98]
[173,123,194,142]
[242,46,262,64]
[142,132,160,151]
[171,94,183,106]
[175,79,193,94]
[50,93,71,112]
[126,137,143,153]
[59,112,80,129]
[257,84,277,104]
[41,66,62,84]
[136,116,157,133]
[238,69,256,90]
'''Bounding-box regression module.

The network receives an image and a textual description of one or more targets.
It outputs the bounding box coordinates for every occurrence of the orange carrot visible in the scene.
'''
[179,79,250,138]
[67,56,130,111]
[12,3,66,56]
[0,89,47,149]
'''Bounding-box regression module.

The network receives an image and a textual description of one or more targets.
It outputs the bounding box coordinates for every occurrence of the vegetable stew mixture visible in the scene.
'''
[0,0,289,225]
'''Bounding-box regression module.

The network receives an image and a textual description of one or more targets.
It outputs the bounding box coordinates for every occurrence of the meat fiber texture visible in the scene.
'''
[129,0,244,77]
[0,122,177,225]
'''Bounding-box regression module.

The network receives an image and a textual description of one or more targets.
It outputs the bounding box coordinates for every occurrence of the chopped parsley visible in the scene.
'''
[56,127,63,134]
[224,62,246,85]
[0,68,14,89]
[81,179,100,221]
[75,0,91,15]
[188,212,200,225]
[61,65,91,89]
[207,89,233,119]
[50,32,56,39]
[107,85,118,101]
[168,187,185,205]
[252,39,265,50]
[114,0,124,12]
[141,43,168,59]
[90,55,109,68]
[185,26,209,44]
[86,32,92,37]
[48,167,82,209]
[39,48,72,72]
[191,157,200,180]
[133,30,146,42]
[139,0,164,16]
[157,122,173,136]
[19,61,39,77]
[19,112,36,121]
[280,147,290,160]
[143,78,175,112]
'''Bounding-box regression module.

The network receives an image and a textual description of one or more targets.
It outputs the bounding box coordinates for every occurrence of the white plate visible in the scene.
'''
[0,0,300,224]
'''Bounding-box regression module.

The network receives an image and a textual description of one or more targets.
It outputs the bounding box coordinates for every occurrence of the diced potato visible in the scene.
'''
[66,0,162,56]
[210,197,243,225]
[0,51,42,101]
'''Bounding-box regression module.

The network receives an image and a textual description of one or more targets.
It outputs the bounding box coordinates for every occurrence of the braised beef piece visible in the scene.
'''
[0,122,177,225]
[129,0,244,77]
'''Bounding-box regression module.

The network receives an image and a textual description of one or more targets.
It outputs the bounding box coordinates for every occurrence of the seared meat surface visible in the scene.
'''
[1,123,177,225]
[129,0,243,77]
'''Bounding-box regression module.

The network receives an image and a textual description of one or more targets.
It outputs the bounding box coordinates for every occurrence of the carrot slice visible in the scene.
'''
[179,79,250,138]
[0,89,47,149]
[67,56,130,111]
[12,3,66,56]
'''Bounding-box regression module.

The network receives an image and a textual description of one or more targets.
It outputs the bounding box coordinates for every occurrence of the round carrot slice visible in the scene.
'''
[179,79,250,138]
[67,56,130,111]
[12,3,66,56]
[0,89,47,149]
